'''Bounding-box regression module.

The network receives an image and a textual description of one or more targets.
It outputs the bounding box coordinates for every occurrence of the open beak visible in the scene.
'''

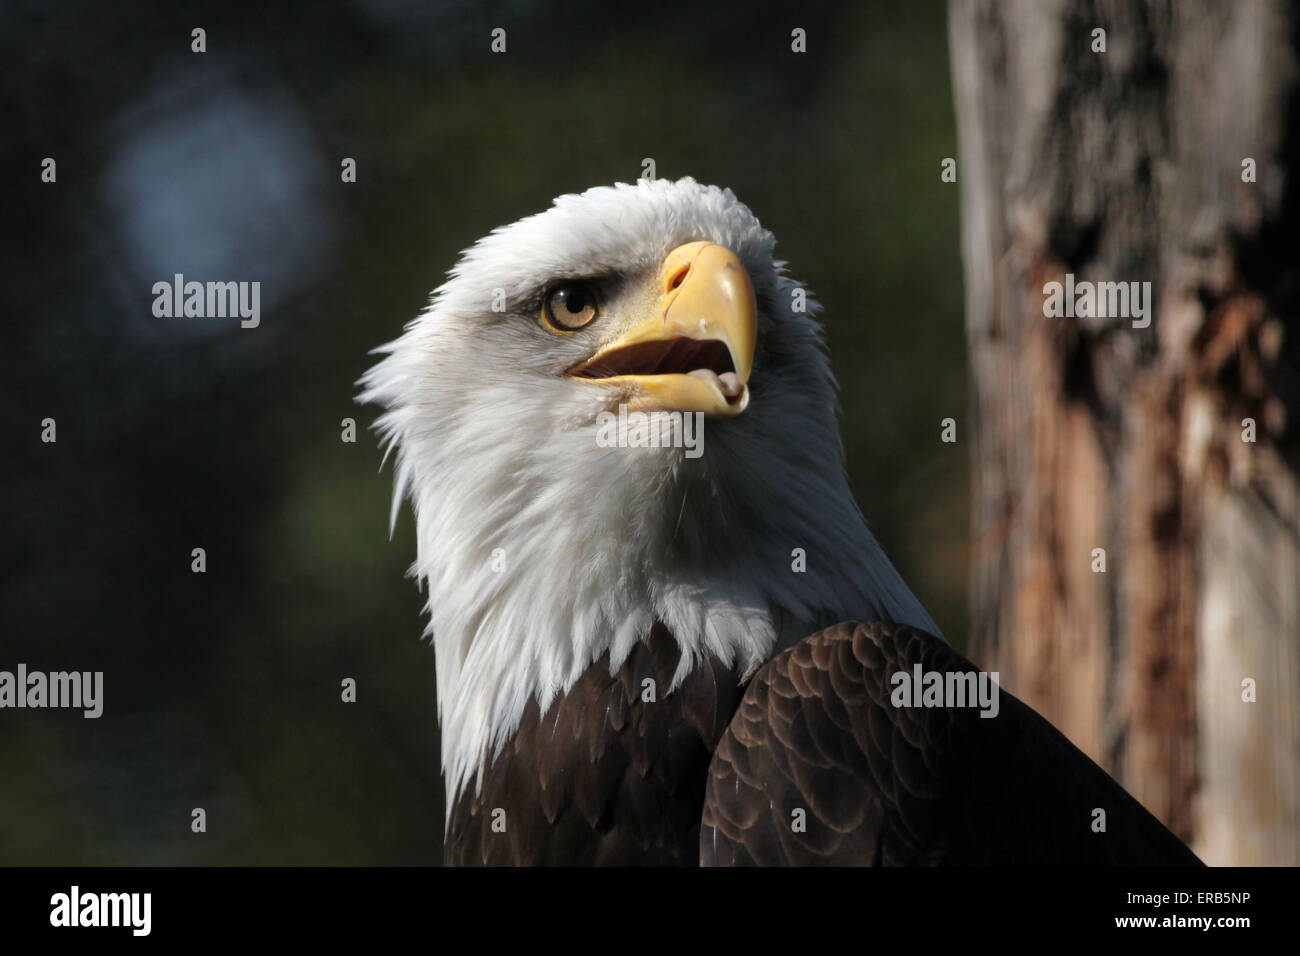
[568,241,757,417]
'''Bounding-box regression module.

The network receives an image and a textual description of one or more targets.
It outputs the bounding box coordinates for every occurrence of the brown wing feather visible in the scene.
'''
[700,620,1202,866]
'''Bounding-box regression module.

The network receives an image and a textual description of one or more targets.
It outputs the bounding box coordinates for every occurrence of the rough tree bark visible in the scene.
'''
[949,0,1300,865]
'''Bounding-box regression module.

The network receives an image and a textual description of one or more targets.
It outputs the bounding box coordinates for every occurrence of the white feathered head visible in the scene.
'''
[360,178,936,804]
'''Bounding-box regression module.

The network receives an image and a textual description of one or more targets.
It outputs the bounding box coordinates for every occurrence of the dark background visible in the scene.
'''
[0,0,965,863]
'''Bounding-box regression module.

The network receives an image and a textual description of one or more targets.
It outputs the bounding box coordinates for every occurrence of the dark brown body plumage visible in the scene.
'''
[446,620,1201,866]
[445,623,745,865]
[701,621,1202,865]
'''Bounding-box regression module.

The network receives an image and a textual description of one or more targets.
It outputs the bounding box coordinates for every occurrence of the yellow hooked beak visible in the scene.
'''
[568,241,757,417]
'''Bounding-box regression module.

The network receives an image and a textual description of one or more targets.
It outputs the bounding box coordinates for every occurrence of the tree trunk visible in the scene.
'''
[949,0,1300,864]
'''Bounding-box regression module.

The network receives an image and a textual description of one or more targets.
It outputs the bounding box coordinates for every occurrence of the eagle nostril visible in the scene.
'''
[667,263,690,292]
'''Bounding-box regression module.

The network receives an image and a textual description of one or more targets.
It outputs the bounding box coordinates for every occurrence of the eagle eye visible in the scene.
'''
[541,282,599,333]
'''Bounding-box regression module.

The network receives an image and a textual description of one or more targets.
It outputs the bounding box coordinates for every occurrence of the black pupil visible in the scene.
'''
[561,286,586,314]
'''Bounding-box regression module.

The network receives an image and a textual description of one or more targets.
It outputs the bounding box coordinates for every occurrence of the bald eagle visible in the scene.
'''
[360,178,1200,866]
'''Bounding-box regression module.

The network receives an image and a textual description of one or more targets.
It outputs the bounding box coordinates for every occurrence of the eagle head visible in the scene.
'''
[360,177,936,803]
